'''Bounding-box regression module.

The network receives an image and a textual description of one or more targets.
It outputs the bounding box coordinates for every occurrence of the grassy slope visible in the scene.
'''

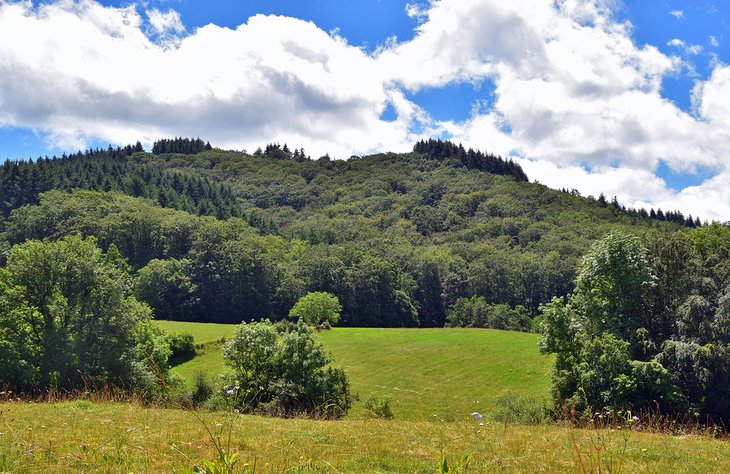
[159,322,552,420]
[156,320,235,344]
[3,325,725,472]
[1,400,728,473]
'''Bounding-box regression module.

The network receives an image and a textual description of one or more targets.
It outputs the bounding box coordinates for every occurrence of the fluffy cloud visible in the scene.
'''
[377,0,730,220]
[146,8,184,35]
[0,0,729,220]
[0,1,419,157]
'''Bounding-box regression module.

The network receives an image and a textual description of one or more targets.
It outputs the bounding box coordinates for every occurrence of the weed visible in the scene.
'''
[570,427,631,474]
[438,452,472,473]
[492,392,549,425]
[187,386,257,474]
[363,394,394,419]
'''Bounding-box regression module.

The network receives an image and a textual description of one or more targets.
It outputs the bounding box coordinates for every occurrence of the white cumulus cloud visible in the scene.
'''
[0,1,421,158]
[376,0,730,220]
[146,8,185,35]
[0,0,729,220]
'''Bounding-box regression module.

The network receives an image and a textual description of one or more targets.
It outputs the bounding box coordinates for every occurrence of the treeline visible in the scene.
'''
[0,138,702,329]
[559,189,702,228]
[254,143,312,161]
[4,191,722,332]
[152,137,212,155]
[1,190,578,327]
[2,191,418,326]
[0,145,240,219]
[413,139,528,182]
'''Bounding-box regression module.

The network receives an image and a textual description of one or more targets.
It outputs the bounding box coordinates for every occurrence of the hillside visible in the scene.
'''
[0,138,696,328]
[1,139,729,473]
[158,323,552,420]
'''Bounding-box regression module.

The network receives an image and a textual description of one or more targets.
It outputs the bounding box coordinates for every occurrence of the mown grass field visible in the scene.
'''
[158,322,553,420]
[156,320,235,344]
[2,400,729,473]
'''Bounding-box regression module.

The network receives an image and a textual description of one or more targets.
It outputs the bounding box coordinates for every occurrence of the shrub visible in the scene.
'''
[539,231,730,422]
[167,332,196,361]
[222,320,352,418]
[190,371,214,407]
[363,394,394,419]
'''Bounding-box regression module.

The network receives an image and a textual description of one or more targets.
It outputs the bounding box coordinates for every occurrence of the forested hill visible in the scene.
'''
[0,143,240,219]
[0,138,713,328]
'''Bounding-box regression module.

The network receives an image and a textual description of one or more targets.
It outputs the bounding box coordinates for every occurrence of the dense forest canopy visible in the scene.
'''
[0,138,719,329]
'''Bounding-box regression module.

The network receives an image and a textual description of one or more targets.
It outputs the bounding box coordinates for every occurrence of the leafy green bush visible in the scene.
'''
[222,320,352,418]
[540,231,730,421]
[166,332,196,360]
[363,394,394,419]
[190,371,214,407]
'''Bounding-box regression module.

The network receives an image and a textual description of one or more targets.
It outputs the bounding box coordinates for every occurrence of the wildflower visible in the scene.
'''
[470,412,483,419]
[632,415,639,422]
[226,388,235,395]
[479,422,484,426]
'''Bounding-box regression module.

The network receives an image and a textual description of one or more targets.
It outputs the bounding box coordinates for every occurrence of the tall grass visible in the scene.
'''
[2,400,730,473]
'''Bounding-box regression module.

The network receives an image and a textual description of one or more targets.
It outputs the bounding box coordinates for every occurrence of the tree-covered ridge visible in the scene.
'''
[2,188,710,330]
[152,137,212,155]
[0,138,707,329]
[413,138,528,182]
[0,145,239,219]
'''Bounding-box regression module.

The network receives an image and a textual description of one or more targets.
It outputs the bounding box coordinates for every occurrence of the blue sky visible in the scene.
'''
[1,1,729,220]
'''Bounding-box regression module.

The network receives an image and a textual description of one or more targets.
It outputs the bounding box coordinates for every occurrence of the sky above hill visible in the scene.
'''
[0,0,729,221]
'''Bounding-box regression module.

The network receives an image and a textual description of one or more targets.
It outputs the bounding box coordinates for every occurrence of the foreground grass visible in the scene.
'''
[159,324,552,420]
[1,400,728,473]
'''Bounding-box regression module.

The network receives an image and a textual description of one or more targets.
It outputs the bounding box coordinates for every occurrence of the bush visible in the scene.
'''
[363,394,394,419]
[222,320,352,418]
[190,371,214,407]
[167,332,196,361]
[539,231,730,422]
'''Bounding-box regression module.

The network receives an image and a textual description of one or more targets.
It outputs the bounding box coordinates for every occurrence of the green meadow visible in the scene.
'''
[159,322,553,420]
[2,400,729,473]
[1,323,726,473]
